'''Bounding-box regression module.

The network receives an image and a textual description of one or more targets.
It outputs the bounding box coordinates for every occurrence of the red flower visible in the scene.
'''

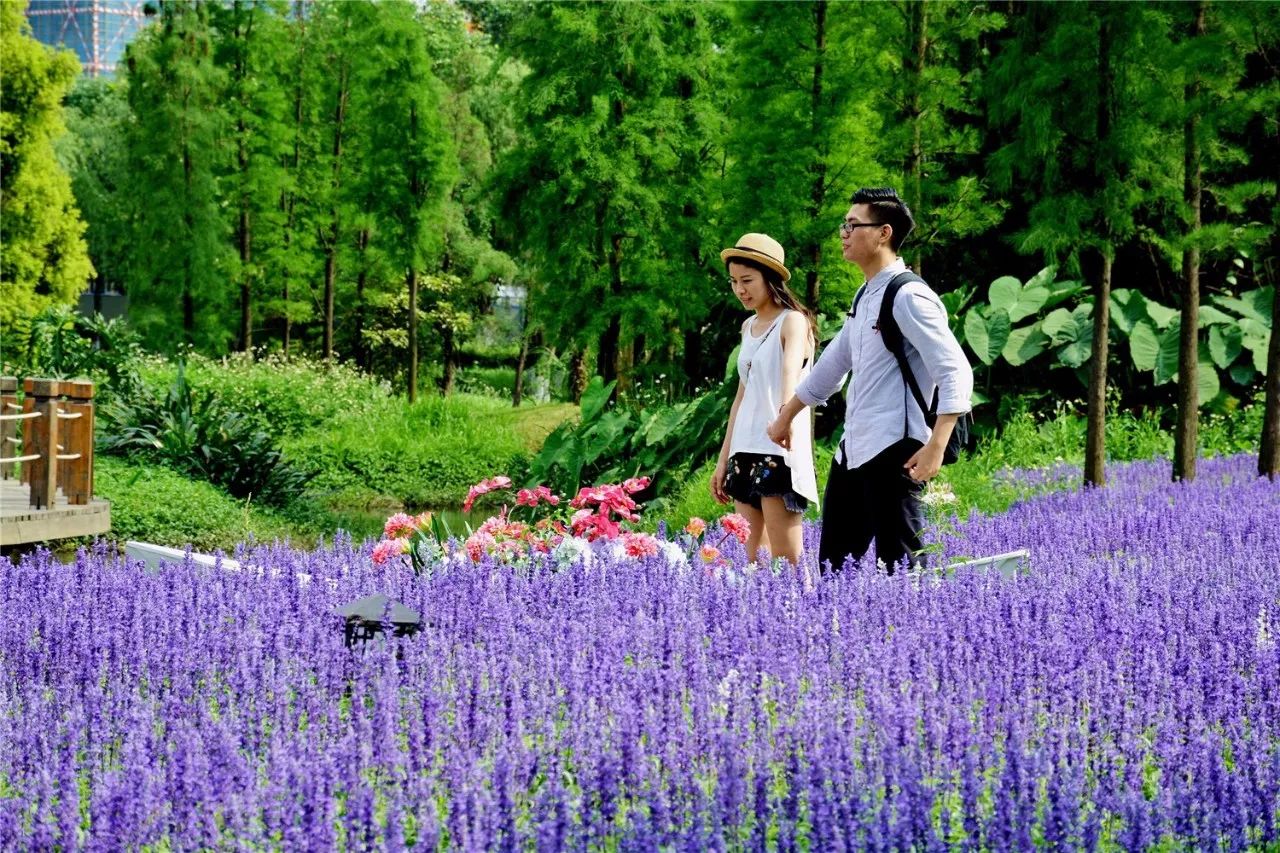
[720,513,751,545]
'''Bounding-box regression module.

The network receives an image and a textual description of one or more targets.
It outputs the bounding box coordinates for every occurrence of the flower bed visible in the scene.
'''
[1,454,1278,849]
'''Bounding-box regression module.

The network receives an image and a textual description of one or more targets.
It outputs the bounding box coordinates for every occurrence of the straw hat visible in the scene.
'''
[720,233,791,282]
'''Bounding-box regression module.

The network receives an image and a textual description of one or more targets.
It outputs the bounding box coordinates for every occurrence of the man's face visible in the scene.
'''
[840,204,890,264]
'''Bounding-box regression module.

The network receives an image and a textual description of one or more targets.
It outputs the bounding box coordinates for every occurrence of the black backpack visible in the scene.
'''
[850,271,974,464]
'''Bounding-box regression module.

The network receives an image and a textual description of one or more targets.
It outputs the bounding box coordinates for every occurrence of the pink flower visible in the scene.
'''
[623,476,651,494]
[684,517,707,537]
[490,475,512,489]
[516,489,538,507]
[462,475,513,512]
[622,532,659,558]
[383,512,417,539]
[720,513,751,545]
[371,539,402,565]
[465,531,497,562]
[699,544,720,563]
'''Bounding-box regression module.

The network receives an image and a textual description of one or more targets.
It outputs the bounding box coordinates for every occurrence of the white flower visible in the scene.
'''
[658,540,689,572]
[552,536,593,570]
[921,482,958,507]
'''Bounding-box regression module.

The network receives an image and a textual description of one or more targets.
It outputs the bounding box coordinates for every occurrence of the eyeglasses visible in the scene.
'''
[839,220,886,236]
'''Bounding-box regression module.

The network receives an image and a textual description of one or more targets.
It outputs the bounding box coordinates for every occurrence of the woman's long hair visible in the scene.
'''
[727,257,818,344]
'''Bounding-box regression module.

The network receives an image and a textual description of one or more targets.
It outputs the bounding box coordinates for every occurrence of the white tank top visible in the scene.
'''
[729,310,820,504]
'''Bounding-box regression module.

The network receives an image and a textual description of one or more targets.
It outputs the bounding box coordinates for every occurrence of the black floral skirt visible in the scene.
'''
[722,452,810,514]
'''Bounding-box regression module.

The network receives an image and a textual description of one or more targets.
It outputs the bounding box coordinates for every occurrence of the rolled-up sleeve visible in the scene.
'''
[795,321,851,407]
[894,289,973,415]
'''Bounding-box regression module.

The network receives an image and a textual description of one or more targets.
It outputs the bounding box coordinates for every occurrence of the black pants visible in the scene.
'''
[818,438,927,574]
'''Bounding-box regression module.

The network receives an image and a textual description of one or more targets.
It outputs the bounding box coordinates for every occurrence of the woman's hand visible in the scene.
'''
[711,458,730,504]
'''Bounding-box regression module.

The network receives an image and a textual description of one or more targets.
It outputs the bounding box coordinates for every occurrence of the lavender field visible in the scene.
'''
[2,454,1278,850]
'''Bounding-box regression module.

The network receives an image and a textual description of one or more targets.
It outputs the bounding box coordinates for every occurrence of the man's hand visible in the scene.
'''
[903,442,944,483]
[904,413,959,483]
[766,415,792,449]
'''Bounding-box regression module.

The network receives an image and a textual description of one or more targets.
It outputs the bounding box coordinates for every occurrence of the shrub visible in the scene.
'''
[93,456,303,551]
[138,352,393,440]
[99,361,311,506]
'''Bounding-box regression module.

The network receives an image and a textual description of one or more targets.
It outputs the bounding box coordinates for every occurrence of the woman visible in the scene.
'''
[711,233,819,570]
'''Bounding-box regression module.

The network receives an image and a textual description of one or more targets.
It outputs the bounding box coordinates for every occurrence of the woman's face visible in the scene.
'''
[728,261,772,311]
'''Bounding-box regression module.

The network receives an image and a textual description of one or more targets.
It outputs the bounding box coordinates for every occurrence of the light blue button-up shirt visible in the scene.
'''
[795,258,974,469]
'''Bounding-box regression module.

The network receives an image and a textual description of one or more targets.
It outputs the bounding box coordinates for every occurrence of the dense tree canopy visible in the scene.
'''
[11,0,1276,460]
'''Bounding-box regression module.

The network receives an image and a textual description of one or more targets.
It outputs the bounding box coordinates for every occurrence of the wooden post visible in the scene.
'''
[58,380,95,505]
[0,377,17,482]
[24,379,61,509]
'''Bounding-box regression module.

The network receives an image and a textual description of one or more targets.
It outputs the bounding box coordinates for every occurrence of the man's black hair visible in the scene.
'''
[850,187,915,252]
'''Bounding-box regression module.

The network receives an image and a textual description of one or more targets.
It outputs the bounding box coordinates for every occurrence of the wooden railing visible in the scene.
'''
[0,377,96,509]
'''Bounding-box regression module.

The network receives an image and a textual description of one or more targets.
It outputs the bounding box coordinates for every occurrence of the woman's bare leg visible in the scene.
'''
[733,501,769,564]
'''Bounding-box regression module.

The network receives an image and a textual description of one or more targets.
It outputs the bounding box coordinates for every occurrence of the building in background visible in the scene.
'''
[24,0,151,79]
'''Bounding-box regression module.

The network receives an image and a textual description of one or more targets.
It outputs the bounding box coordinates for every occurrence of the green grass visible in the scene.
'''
[93,456,313,551]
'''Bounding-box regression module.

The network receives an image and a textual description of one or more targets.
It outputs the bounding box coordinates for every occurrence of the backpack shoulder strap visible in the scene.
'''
[878,271,936,418]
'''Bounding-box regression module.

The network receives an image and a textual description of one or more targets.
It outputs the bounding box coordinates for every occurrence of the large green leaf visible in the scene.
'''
[1109,289,1148,336]
[1244,334,1270,374]
[1010,286,1050,323]
[1230,363,1257,385]
[643,404,690,447]
[1128,319,1160,372]
[1154,321,1181,385]
[1197,305,1235,327]
[1213,287,1274,327]
[1002,325,1049,366]
[1055,305,1094,369]
[988,276,1022,313]
[1041,307,1075,343]
[965,307,1011,365]
[580,376,616,424]
[1208,324,1243,369]
[1025,266,1057,290]
[1043,279,1085,310]
[1197,357,1220,404]
[725,344,742,381]
[1145,299,1178,330]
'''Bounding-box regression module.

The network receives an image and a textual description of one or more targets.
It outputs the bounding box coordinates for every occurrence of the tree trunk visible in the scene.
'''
[322,67,348,364]
[1084,251,1112,487]
[570,350,587,405]
[182,140,195,344]
[1084,16,1114,488]
[354,228,369,370]
[804,0,828,309]
[682,326,704,390]
[904,0,928,275]
[238,189,252,352]
[408,267,419,402]
[1174,1,1206,483]
[1259,103,1280,479]
[440,327,457,396]
[598,233,624,385]
[513,332,530,407]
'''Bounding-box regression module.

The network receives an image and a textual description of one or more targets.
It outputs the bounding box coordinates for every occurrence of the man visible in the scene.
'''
[767,187,973,573]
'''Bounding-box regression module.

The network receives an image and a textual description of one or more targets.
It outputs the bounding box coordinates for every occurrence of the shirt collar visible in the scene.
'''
[860,258,908,300]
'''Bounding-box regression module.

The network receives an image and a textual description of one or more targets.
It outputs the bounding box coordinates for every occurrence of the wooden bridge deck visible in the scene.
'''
[0,479,111,546]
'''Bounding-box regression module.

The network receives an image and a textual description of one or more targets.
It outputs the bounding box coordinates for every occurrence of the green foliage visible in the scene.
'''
[94,456,303,551]
[0,1,94,332]
[8,305,145,402]
[527,375,735,498]
[99,362,311,506]
[140,352,393,439]
[958,268,1272,406]
[123,0,232,350]
[284,393,536,510]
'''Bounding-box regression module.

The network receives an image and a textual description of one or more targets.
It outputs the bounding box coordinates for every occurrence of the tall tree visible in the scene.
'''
[356,0,455,401]
[989,3,1176,486]
[720,1,876,318]
[1173,2,1208,482]
[882,0,1005,282]
[0,1,93,333]
[123,0,231,350]
[57,78,131,311]
[209,0,292,353]
[500,1,722,388]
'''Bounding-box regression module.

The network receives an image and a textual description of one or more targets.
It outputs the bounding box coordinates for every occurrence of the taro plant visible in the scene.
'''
[955,267,1273,406]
